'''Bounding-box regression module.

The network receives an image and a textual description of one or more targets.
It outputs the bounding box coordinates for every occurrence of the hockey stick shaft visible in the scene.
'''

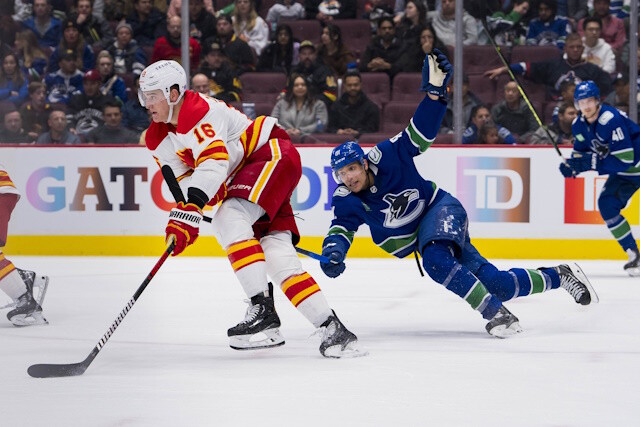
[160,165,330,263]
[27,243,174,378]
[482,24,566,159]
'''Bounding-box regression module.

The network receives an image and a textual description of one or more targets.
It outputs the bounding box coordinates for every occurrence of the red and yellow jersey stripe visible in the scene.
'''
[0,253,16,281]
[226,239,265,273]
[0,168,20,196]
[281,272,320,307]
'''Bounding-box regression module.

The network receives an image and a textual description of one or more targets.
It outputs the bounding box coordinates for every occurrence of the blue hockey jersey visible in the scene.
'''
[326,96,447,258]
[572,104,640,176]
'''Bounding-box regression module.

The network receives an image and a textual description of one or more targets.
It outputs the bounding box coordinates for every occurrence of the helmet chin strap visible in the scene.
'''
[163,91,186,124]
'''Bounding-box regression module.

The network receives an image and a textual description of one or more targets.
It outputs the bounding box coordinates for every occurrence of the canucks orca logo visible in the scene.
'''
[381,189,425,228]
[590,135,609,158]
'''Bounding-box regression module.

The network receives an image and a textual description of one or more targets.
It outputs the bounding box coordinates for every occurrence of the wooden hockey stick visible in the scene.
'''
[160,165,331,263]
[27,242,174,378]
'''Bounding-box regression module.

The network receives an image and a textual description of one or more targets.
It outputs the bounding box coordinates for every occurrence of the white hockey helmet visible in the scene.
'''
[138,60,187,122]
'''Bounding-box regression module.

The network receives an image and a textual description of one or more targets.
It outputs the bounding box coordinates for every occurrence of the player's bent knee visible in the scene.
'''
[261,232,305,286]
[421,241,458,284]
[213,199,261,248]
[598,195,622,220]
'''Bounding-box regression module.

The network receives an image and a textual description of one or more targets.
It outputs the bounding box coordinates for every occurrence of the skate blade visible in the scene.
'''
[624,266,640,277]
[488,322,523,339]
[322,341,369,358]
[571,263,600,304]
[229,328,285,350]
[11,312,48,327]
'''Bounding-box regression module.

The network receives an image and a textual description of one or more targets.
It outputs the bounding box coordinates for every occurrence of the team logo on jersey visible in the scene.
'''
[589,138,609,157]
[381,189,425,228]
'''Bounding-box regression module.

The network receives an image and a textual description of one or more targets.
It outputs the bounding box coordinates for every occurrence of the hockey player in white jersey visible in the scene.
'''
[139,60,364,358]
[0,165,49,326]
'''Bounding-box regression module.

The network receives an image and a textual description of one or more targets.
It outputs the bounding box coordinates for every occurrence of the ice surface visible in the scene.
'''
[1,257,637,426]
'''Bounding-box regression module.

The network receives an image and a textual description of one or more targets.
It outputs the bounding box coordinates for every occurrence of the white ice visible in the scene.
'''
[1,257,638,426]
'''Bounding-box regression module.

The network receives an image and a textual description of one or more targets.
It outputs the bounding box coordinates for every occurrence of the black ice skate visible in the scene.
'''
[7,290,48,327]
[624,248,640,277]
[319,311,367,358]
[555,263,599,305]
[227,283,285,350]
[18,269,49,307]
[485,306,522,338]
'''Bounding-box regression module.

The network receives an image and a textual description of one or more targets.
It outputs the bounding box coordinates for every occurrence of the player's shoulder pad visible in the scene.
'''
[333,185,352,198]
[145,121,169,150]
[598,109,615,126]
[176,90,211,134]
[367,146,383,165]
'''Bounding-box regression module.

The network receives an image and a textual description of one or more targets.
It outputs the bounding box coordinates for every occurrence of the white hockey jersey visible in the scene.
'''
[145,90,277,204]
[0,164,20,199]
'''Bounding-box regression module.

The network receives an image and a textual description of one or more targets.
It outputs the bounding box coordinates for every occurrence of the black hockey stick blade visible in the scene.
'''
[28,360,88,378]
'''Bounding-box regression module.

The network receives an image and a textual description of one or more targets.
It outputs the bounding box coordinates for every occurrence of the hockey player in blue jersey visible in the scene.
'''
[320,50,599,338]
[560,80,640,276]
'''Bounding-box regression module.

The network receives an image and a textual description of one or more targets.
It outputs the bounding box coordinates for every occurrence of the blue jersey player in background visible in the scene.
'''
[560,81,640,276]
[320,50,599,338]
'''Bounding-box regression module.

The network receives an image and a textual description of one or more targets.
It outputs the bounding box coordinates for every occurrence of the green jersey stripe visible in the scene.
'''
[377,231,418,255]
[527,269,545,294]
[407,118,434,153]
[465,281,490,310]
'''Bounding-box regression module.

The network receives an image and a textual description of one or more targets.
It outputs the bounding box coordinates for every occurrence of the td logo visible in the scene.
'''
[456,157,530,222]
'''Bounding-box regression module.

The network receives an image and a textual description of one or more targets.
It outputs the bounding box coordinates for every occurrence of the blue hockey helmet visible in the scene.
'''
[574,80,600,105]
[330,141,365,182]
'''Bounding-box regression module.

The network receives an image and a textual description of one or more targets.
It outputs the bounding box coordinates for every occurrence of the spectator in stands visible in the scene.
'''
[362,0,394,34]
[21,0,62,49]
[549,78,577,123]
[305,0,357,24]
[48,18,95,73]
[44,50,84,104]
[214,14,256,74]
[152,15,202,71]
[359,17,404,77]
[7,0,33,23]
[121,74,150,132]
[185,0,217,43]
[476,123,503,144]
[14,30,49,81]
[581,16,616,73]
[257,23,300,74]
[84,100,139,143]
[393,24,448,74]
[104,0,126,21]
[491,81,538,139]
[0,53,29,106]
[485,33,613,98]
[19,82,52,140]
[526,0,571,49]
[96,50,128,103]
[292,39,337,105]
[271,73,328,138]
[196,40,243,102]
[36,107,81,144]
[317,23,355,77]
[577,0,625,53]
[167,0,214,19]
[565,0,589,29]
[428,0,478,47]
[486,0,530,46]
[528,101,576,145]
[107,22,147,76]
[266,0,305,28]
[233,0,269,56]
[0,107,31,143]
[396,0,427,49]
[71,0,114,49]
[463,104,516,144]
[191,73,215,96]
[328,69,379,138]
[126,0,166,48]
[67,69,115,136]
[604,71,639,111]
[440,74,481,134]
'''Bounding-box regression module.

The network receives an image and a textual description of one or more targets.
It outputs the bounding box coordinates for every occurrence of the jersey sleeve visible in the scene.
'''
[323,187,365,254]
[597,110,635,174]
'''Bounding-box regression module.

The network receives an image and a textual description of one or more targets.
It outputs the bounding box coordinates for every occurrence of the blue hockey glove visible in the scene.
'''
[320,236,348,278]
[420,48,453,100]
[567,152,599,174]
[559,161,576,178]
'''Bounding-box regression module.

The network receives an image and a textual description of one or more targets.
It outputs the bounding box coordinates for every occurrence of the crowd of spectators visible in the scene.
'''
[0,0,638,146]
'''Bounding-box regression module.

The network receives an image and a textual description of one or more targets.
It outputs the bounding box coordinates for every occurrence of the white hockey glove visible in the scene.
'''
[420,48,453,100]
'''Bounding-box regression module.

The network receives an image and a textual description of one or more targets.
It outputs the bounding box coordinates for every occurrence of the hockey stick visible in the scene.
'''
[160,165,331,263]
[27,242,174,378]
[481,24,567,160]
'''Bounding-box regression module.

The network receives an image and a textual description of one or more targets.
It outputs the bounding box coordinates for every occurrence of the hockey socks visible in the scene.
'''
[475,265,560,301]
[281,272,332,328]
[226,238,269,298]
[605,215,638,252]
[0,255,28,300]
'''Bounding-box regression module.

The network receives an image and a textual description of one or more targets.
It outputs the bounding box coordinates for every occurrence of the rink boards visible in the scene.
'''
[1,145,636,259]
